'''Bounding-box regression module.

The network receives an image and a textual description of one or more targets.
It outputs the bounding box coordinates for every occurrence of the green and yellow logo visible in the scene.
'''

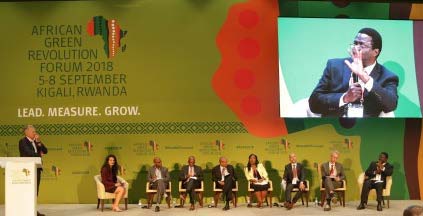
[215,140,224,151]
[22,168,30,176]
[344,138,353,149]
[281,138,290,151]
[52,165,62,177]
[87,16,127,58]
[83,141,93,152]
[149,140,158,153]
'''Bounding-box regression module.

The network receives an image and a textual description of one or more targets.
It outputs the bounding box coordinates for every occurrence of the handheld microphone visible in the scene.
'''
[353,73,358,83]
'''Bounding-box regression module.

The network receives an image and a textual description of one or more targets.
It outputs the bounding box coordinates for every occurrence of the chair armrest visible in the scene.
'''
[384,176,392,196]
[94,175,106,198]
[281,179,287,191]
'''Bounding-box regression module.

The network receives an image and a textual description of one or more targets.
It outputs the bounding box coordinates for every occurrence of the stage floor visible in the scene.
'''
[1,200,422,216]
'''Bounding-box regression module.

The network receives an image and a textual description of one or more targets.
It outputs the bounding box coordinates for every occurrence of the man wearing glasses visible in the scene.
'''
[309,28,399,117]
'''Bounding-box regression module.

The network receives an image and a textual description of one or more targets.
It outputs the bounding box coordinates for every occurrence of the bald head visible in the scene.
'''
[153,157,162,168]
[403,205,423,216]
[289,153,297,163]
[219,156,228,167]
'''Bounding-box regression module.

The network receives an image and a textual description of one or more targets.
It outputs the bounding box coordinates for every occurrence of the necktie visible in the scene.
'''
[155,168,161,179]
[221,167,226,181]
[293,164,298,178]
[31,140,38,153]
[330,164,334,175]
[189,166,194,176]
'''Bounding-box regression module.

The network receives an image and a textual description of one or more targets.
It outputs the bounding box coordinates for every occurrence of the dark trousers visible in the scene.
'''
[285,182,306,203]
[215,176,234,202]
[360,180,384,203]
[37,168,42,196]
[185,179,200,204]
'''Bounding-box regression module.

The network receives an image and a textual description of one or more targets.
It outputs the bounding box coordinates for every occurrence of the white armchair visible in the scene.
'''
[94,175,128,211]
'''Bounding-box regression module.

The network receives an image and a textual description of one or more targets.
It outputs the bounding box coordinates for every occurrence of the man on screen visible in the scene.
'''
[19,125,48,216]
[309,28,399,117]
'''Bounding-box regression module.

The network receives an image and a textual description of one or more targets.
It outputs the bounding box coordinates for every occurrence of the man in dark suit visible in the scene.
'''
[321,151,345,211]
[19,125,48,216]
[309,28,398,117]
[357,152,393,211]
[211,156,237,211]
[147,157,170,212]
[282,153,306,210]
[179,156,203,210]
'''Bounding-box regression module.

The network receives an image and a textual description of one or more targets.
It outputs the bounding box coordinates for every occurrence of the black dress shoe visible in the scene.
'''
[222,205,230,211]
[155,206,160,212]
[287,202,293,210]
[323,204,331,211]
[37,211,45,216]
[377,204,382,211]
[357,203,366,210]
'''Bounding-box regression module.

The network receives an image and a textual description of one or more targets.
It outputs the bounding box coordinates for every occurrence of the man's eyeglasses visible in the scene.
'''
[348,42,372,54]
[350,41,372,49]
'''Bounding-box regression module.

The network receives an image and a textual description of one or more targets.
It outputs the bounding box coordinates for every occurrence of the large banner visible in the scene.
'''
[0,0,422,204]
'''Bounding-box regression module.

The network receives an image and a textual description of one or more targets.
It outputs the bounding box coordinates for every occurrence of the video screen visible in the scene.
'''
[278,18,422,118]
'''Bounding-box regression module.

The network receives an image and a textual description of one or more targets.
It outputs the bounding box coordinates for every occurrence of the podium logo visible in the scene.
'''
[281,138,290,151]
[22,168,31,177]
[83,141,93,152]
[11,169,32,184]
[52,165,62,177]
[87,16,128,58]
[215,140,224,151]
[149,140,158,153]
[344,138,353,149]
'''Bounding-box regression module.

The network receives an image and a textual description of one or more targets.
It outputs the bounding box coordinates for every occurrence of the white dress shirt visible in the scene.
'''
[339,61,377,107]
[26,137,37,153]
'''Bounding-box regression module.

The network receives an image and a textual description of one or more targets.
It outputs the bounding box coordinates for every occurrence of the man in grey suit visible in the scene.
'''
[147,157,170,212]
[321,151,345,211]
[179,156,203,210]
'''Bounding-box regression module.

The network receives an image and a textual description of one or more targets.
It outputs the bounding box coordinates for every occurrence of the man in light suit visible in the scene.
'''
[309,28,398,117]
[19,125,48,216]
[321,151,345,211]
[147,157,170,212]
[357,152,393,211]
[211,156,237,211]
[282,153,306,210]
[179,156,203,210]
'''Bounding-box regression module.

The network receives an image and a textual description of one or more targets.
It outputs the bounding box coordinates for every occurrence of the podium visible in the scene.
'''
[0,157,42,216]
